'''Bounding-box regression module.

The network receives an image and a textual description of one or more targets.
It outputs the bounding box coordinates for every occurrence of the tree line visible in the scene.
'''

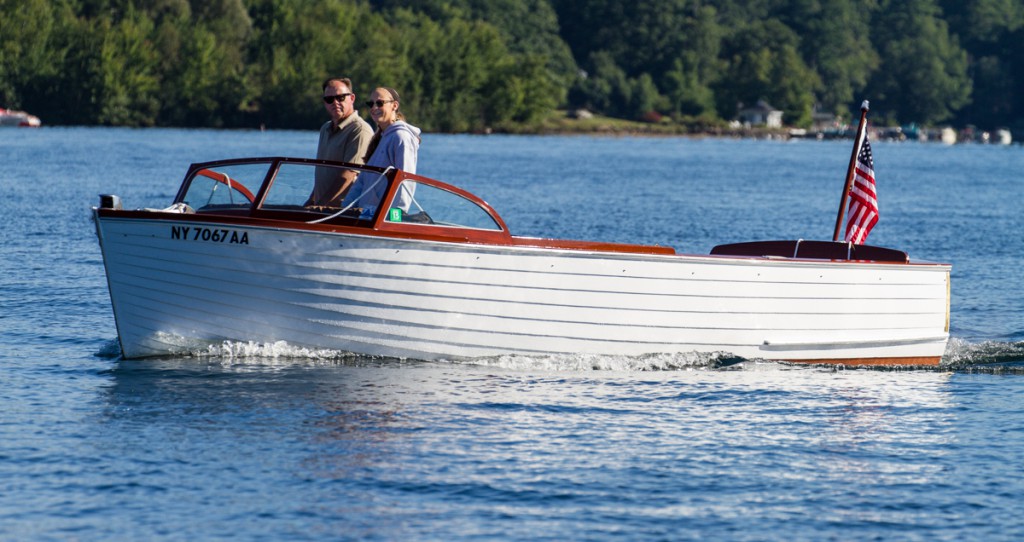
[1,0,1022,132]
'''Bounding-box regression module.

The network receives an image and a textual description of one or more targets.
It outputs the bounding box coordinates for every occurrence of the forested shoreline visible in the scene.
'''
[2,0,1022,134]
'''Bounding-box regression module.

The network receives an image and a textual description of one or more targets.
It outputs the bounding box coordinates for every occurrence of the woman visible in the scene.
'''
[340,87,421,217]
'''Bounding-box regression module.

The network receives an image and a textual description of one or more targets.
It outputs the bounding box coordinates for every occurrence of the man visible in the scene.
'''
[308,77,373,207]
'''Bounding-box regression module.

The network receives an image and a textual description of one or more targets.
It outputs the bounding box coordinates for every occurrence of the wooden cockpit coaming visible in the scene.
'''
[94,207,677,255]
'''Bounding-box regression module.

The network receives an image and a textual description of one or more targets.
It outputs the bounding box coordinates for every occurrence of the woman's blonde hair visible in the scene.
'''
[364,87,408,161]
[382,87,405,122]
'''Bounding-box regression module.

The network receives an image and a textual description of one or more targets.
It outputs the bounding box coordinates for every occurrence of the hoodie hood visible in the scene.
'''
[362,119,422,174]
[382,120,421,142]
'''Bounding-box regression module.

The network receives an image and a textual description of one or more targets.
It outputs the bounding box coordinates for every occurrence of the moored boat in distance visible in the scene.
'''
[92,157,951,366]
[0,107,41,127]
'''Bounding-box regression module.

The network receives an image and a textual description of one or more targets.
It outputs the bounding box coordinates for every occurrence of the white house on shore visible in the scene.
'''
[736,100,783,128]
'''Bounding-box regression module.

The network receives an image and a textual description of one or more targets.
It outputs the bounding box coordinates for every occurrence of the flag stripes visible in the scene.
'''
[845,135,878,244]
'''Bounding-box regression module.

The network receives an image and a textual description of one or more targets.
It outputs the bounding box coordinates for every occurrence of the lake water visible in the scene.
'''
[2,128,1023,540]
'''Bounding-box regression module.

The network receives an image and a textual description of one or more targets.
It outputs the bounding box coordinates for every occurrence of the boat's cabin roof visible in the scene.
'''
[171,156,676,255]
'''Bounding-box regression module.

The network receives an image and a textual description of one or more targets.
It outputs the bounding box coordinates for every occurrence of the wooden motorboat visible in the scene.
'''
[93,157,950,366]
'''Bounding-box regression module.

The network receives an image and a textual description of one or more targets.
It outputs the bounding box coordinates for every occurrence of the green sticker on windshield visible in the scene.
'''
[388,208,403,222]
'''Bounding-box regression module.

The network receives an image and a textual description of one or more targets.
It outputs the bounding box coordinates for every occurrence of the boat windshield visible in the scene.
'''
[181,160,384,221]
[178,159,502,231]
[264,162,387,222]
[384,180,502,231]
[180,163,267,211]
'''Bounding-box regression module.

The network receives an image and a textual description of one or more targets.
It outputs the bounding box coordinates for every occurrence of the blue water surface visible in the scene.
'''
[2,128,1023,541]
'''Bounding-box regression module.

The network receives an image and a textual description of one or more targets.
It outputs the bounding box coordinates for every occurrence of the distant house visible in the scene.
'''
[810,108,840,132]
[737,100,783,128]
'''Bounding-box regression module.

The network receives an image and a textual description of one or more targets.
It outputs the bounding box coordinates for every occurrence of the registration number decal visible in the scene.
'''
[171,226,249,245]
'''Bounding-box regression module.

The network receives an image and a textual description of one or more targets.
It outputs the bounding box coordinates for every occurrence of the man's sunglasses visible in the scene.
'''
[322,93,352,104]
[365,99,395,108]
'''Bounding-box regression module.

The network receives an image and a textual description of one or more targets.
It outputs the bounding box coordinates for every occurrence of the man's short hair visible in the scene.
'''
[322,77,353,92]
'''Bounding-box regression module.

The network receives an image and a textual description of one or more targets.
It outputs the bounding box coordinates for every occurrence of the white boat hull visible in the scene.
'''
[95,215,950,364]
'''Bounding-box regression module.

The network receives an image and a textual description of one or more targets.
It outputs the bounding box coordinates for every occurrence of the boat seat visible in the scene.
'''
[710,239,908,263]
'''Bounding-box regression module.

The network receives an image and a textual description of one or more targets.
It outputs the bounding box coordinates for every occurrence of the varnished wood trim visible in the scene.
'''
[96,209,680,255]
[784,356,942,367]
[508,237,677,254]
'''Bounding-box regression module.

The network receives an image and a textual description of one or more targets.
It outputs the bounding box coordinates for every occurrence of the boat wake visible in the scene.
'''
[941,337,1024,372]
[449,352,746,371]
[95,337,362,365]
[96,336,744,370]
[95,336,1024,372]
[199,340,362,361]
[96,339,124,359]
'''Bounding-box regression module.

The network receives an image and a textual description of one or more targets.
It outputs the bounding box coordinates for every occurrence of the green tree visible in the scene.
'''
[569,51,631,116]
[34,12,111,124]
[406,13,512,131]
[371,0,577,89]
[246,0,370,129]
[940,0,1023,128]
[940,0,1022,51]
[779,0,879,115]
[663,57,717,118]
[97,8,161,125]
[484,53,561,124]
[5,0,1018,131]
[166,22,246,126]
[661,4,723,118]
[715,18,819,127]
[0,0,67,111]
[870,0,971,125]
[555,0,726,119]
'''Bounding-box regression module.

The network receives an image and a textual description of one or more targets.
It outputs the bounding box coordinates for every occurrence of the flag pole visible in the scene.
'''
[832,100,870,242]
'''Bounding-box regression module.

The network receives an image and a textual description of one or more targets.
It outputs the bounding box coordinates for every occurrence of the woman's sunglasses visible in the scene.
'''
[365,99,395,108]
[322,93,352,104]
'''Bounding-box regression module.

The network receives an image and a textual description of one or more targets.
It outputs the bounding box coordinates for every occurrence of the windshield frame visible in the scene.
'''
[172,157,509,236]
[174,157,392,216]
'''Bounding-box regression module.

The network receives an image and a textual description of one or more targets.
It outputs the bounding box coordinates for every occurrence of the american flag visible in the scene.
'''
[845,134,878,244]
